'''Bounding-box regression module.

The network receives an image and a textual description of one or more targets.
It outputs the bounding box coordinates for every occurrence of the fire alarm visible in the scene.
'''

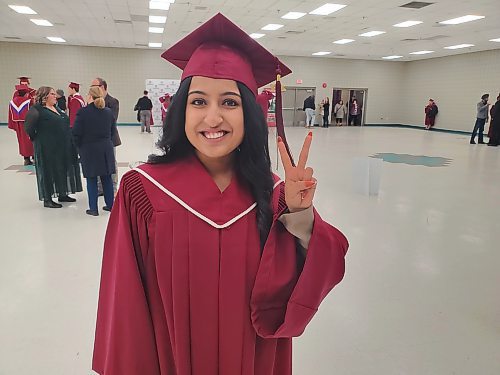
[322,83,327,88]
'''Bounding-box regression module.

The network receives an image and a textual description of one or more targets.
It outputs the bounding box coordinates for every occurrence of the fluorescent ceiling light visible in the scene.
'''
[149,1,170,10]
[439,15,484,25]
[30,19,53,26]
[46,37,66,43]
[249,33,265,39]
[444,44,474,49]
[489,38,500,42]
[282,12,306,20]
[410,50,434,55]
[149,42,162,48]
[359,31,386,37]
[333,38,355,44]
[309,3,346,16]
[149,16,167,24]
[312,51,331,56]
[393,20,423,28]
[149,26,164,33]
[261,24,283,31]
[382,55,403,59]
[8,5,37,14]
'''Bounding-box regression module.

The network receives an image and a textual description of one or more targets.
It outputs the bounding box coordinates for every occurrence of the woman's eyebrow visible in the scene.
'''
[188,90,241,98]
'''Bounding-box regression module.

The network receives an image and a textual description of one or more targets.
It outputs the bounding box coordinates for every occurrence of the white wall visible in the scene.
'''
[401,49,500,132]
[0,41,405,124]
[2,41,499,132]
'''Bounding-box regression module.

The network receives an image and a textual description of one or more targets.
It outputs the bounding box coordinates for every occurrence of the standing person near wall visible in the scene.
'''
[159,93,171,124]
[348,98,359,126]
[487,94,500,147]
[322,97,330,128]
[67,82,86,128]
[470,94,490,144]
[8,83,34,165]
[135,90,154,133]
[91,77,121,192]
[56,89,67,112]
[424,99,438,130]
[303,95,315,128]
[72,86,117,215]
[24,86,82,208]
[334,100,345,126]
[487,94,499,140]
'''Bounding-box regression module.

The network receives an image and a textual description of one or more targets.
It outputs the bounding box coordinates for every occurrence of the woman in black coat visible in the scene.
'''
[72,86,117,216]
[487,96,500,146]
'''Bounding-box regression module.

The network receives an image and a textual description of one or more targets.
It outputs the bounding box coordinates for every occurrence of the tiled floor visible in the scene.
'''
[0,126,499,375]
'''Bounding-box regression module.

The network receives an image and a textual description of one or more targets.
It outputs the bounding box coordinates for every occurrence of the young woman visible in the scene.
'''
[322,97,330,127]
[24,87,82,208]
[93,13,348,375]
[72,86,116,216]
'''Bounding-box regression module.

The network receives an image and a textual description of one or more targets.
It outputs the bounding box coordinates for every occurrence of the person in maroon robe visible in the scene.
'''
[14,76,36,100]
[67,81,86,128]
[8,83,34,165]
[93,13,348,375]
[256,89,275,122]
[159,93,171,124]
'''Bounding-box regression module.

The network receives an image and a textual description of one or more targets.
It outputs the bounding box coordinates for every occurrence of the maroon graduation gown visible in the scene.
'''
[8,92,34,157]
[68,94,86,127]
[93,155,348,375]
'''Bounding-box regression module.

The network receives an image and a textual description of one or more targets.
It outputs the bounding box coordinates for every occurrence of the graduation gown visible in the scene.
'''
[93,155,348,375]
[8,92,34,157]
[67,94,86,127]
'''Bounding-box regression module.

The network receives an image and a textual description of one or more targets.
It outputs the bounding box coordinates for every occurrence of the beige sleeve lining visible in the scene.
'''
[278,205,314,250]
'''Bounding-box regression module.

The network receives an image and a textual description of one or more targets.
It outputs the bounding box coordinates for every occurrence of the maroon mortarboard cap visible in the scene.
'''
[18,76,31,85]
[69,82,80,90]
[161,13,291,96]
[16,84,30,91]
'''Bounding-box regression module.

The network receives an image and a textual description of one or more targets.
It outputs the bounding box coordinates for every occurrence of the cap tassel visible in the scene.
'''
[274,68,295,167]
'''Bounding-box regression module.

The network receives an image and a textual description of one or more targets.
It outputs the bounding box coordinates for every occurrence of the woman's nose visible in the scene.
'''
[204,105,223,127]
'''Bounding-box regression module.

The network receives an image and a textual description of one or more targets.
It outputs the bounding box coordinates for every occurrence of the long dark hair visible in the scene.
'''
[149,77,275,247]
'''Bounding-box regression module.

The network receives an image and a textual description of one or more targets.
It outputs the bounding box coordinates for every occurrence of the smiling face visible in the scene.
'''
[185,76,244,165]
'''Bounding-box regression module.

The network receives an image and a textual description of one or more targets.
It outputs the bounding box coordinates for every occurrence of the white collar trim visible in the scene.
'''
[133,167,282,229]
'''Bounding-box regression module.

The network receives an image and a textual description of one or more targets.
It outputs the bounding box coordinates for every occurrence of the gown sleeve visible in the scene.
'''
[250,184,349,339]
[92,171,160,375]
[24,106,40,140]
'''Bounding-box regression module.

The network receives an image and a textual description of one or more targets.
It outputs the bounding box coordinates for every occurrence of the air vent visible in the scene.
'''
[194,6,208,10]
[4,36,21,40]
[135,43,148,47]
[131,15,149,22]
[114,19,132,24]
[401,38,419,42]
[423,34,449,41]
[277,36,287,39]
[400,2,434,9]
[285,30,304,34]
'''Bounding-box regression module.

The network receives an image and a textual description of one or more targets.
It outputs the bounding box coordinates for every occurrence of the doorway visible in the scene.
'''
[332,88,367,126]
[282,87,316,127]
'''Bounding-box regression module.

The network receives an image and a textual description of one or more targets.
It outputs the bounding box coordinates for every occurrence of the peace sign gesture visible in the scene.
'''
[277,132,317,213]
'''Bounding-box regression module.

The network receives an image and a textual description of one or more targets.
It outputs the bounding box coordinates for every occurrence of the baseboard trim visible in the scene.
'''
[364,123,474,136]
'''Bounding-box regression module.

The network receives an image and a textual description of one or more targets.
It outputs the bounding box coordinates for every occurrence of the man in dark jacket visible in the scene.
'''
[135,90,154,133]
[303,95,315,128]
[56,89,67,112]
[91,77,120,193]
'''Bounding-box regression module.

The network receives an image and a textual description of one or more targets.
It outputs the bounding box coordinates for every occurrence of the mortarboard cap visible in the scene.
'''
[69,82,80,90]
[18,76,31,85]
[161,13,291,96]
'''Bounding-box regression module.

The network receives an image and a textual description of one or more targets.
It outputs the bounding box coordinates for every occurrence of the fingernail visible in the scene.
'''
[277,136,283,143]
[308,131,313,137]
[305,180,315,188]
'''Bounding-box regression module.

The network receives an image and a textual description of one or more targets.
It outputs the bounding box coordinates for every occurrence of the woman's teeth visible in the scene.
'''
[203,131,225,139]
